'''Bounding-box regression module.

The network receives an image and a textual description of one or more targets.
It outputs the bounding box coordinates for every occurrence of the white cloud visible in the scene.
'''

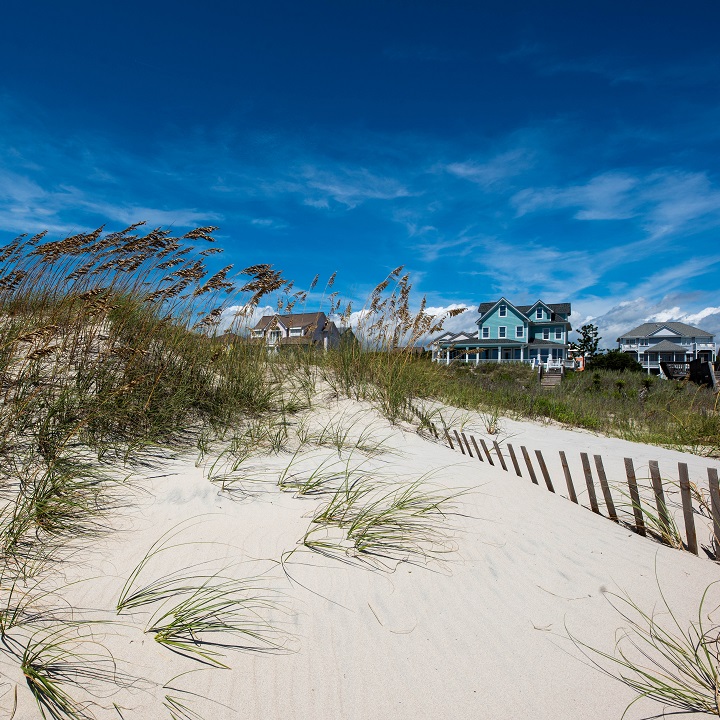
[512,169,720,239]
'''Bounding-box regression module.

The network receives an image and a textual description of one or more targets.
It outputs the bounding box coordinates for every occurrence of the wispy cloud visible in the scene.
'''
[513,169,720,238]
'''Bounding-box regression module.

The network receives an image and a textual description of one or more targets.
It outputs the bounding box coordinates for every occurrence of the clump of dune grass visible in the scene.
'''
[578,583,720,717]
[9,624,129,720]
[118,521,290,668]
[301,474,466,569]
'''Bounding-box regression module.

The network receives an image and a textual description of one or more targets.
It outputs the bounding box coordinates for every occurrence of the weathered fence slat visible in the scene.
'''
[461,432,474,458]
[624,458,646,536]
[580,453,600,514]
[521,446,539,485]
[507,444,522,476]
[470,436,484,462]
[479,438,495,466]
[430,423,439,439]
[594,455,618,522]
[678,463,698,555]
[708,467,720,554]
[453,430,466,455]
[534,450,555,492]
[648,460,671,539]
[559,451,578,504]
[445,429,454,450]
[493,441,508,471]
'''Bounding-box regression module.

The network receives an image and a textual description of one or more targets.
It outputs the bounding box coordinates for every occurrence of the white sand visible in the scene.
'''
[4,399,720,719]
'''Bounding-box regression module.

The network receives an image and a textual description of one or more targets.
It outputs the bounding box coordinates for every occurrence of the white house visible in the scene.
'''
[617,322,716,373]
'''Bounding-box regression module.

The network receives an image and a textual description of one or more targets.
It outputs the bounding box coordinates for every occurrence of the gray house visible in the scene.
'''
[251,311,341,351]
[617,322,716,373]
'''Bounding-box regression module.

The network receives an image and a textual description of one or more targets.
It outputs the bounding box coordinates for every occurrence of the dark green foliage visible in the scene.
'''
[569,323,600,358]
[586,349,643,372]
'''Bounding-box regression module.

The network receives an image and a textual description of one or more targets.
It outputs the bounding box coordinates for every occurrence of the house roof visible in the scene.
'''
[617,322,714,340]
[477,301,572,317]
[253,312,328,330]
[643,340,687,353]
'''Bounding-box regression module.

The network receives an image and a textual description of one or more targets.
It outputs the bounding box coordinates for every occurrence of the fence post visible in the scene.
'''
[507,444,522,477]
[521,446,539,485]
[708,468,720,554]
[534,450,555,492]
[559,451,578,504]
[594,455,618,522]
[461,432,474,457]
[580,453,600,514]
[453,430,466,455]
[470,436,484,462]
[678,463,698,555]
[479,438,495,466]
[445,429,455,450]
[648,460,671,539]
[624,458,646,536]
[493,441,508,471]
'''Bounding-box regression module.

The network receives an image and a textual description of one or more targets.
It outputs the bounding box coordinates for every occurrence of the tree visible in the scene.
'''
[569,323,600,358]
[586,349,643,372]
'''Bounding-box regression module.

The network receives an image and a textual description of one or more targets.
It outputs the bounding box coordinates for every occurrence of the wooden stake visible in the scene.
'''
[707,467,720,554]
[445,429,455,450]
[559,451,578,503]
[624,458,646,536]
[594,455,618,522]
[460,432,474,457]
[678,463,698,555]
[648,460,671,540]
[521,446,539,485]
[534,450,555,492]
[507,444,522,476]
[453,430,466,455]
[493,441,508,471]
[479,438,495,466]
[580,453,600,514]
[470,436,484,462]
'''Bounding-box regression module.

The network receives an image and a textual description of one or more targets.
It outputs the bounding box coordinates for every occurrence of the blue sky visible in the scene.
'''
[2,1,720,343]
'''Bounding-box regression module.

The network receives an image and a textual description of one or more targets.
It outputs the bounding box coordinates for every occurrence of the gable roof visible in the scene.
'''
[477,301,571,317]
[253,311,328,331]
[646,340,687,353]
[617,322,714,340]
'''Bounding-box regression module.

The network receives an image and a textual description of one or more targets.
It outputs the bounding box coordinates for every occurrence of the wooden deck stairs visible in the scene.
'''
[539,367,563,388]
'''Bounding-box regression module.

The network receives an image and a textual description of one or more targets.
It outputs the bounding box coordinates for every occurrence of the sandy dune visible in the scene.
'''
[5,398,720,720]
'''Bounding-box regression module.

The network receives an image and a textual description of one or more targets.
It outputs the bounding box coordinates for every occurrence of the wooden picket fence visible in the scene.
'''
[429,423,720,559]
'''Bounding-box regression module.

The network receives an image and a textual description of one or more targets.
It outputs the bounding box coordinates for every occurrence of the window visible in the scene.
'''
[498,326,506,338]
[482,327,489,339]
[252,329,263,337]
[536,307,543,319]
[542,328,550,340]
[516,326,524,338]
[269,330,280,341]
[289,327,302,337]
[499,304,507,317]
[555,328,562,340]
[640,339,648,346]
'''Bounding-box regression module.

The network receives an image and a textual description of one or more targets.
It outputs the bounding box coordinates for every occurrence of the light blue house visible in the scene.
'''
[431,298,572,366]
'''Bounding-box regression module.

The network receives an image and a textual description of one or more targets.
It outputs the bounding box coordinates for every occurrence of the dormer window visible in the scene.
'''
[499,304,507,317]
[536,307,543,319]
[289,327,302,337]
[252,329,263,337]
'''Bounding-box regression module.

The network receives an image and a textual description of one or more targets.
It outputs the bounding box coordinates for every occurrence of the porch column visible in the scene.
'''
[475,350,479,365]
[446,349,450,365]
[520,346,524,362]
[498,346,502,362]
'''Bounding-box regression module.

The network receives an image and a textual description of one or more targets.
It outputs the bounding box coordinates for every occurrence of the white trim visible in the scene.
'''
[499,304,507,317]
[516,325,524,338]
[498,326,507,339]
[482,327,489,339]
